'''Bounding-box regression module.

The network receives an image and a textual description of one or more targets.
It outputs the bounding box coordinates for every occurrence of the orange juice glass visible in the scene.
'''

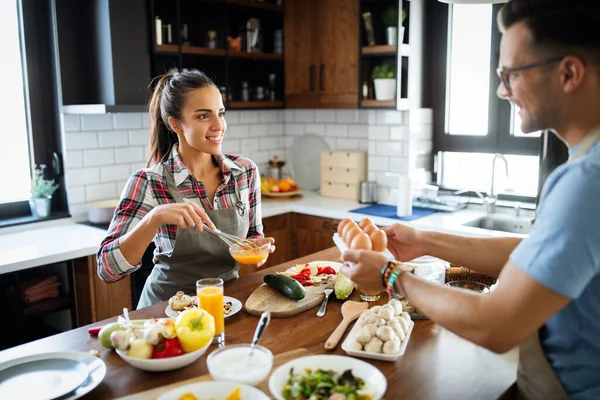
[359,289,381,302]
[197,278,225,344]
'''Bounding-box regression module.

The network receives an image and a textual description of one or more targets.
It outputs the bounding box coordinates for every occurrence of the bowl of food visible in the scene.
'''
[207,344,273,386]
[446,280,490,293]
[155,381,270,400]
[268,355,386,400]
[116,340,211,372]
[229,240,271,265]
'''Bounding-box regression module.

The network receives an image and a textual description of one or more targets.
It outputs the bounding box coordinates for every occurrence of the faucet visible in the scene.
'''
[489,154,509,214]
[453,189,497,215]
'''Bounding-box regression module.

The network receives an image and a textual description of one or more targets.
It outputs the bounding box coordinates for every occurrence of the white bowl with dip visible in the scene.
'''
[207,344,273,386]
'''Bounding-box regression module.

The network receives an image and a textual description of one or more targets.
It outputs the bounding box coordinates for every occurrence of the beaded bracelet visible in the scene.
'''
[386,263,414,299]
[380,261,399,288]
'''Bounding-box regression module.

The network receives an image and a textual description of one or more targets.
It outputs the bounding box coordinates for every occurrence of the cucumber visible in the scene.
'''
[264,274,306,300]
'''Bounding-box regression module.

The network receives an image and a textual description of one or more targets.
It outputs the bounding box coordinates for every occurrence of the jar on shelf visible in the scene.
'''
[241,82,249,102]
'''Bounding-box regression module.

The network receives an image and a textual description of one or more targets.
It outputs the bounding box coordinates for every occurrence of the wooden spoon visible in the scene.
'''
[324,301,368,350]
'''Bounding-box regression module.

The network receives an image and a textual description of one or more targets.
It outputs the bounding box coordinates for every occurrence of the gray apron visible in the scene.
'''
[516,126,600,400]
[137,166,250,309]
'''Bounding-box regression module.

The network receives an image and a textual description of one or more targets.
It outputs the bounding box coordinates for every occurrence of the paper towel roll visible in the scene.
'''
[397,174,413,217]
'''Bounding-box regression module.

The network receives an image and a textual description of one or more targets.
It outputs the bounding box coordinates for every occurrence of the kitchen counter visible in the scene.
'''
[0,247,518,399]
[0,191,531,274]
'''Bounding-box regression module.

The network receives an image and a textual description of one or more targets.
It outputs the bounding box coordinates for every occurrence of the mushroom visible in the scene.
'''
[369,305,382,314]
[363,314,379,325]
[364,336,383,353]
[375,317,387,327]
[378,305,394,321]
[383,338,401,354]
[364,323,378,336]
[400,311,411,323]
[396,316,409,333]
[168,291,194,311]
[389,319,406,341]
[388,299,404,316]
[347,339,363,351]
[376,325,395,342]
[355,328,373,344]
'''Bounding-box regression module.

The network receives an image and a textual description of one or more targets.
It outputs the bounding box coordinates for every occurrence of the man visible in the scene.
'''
[342,1,600,399]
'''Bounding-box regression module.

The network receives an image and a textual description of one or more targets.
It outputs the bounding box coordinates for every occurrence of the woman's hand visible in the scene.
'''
[249,237,276,268]
[383,223,425,261]
[148,202,216,233]
[340,250,390,292]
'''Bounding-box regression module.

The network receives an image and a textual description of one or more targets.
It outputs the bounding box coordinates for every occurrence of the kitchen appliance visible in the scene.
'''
[359,181,378,204]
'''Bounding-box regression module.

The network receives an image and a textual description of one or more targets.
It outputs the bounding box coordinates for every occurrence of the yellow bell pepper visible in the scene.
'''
[174,308,215,352]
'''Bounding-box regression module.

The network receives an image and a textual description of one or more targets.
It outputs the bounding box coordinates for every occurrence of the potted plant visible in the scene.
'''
[30,164,59,218]
[372,64,396,101]
[383,8,407,46]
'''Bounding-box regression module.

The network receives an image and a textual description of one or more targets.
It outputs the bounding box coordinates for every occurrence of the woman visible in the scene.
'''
[97,69,274,309]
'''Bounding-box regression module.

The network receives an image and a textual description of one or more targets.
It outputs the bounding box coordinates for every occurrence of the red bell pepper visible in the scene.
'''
[152,338,184,359]
[317,266,337,275]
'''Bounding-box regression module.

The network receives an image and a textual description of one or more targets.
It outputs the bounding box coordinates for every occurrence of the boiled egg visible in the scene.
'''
[370,229,388,252]
[363,224,378,236]
[341,220,358,239]
[344,227,362,246]
[359,218,375,230]
[337,219,352,236]
[351,232,373,250]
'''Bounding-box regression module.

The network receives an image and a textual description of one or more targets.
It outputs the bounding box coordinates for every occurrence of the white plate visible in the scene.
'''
[0,351,106,400]
[165,295,243,320]
[269,355,387,400]
[341,318,414,362]
[156,381,270,400]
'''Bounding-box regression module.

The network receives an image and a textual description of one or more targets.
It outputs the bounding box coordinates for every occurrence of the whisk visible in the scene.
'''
[202,224,259,251]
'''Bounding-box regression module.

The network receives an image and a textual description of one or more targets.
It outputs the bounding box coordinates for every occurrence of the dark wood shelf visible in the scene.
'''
[227,0,282,12]
[155,44,227,57]
[23,295,72,318]
[229,51,284,60]
[229,101,284,109]
[361,98,409,109]
[361,44,410,57]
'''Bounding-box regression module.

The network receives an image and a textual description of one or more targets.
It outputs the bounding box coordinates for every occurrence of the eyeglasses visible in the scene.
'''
[496,56,565,92]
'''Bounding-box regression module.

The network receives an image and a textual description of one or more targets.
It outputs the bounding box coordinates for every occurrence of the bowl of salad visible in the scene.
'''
[268,355,386,400]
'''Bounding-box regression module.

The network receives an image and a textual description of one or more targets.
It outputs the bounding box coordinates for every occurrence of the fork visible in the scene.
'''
[316,288,334,318]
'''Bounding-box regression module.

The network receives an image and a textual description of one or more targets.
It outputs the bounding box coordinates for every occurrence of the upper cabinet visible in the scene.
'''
[285,0,359,109]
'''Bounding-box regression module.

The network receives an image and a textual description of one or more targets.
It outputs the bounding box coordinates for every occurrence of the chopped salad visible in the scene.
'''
[282,368,372,400]
[280,263,337,286]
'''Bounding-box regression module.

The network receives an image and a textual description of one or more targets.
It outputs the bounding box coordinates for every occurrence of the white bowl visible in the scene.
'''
[268,355,387,400]
[207,344,273,386]
[116,340,211,372]
[155,381,270,400]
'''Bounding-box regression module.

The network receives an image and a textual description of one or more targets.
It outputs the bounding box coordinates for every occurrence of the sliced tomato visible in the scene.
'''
[317,266,337,275]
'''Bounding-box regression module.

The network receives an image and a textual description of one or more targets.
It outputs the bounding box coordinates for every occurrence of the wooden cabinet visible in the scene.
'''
[293,214,342,258]
[261,214,293,270]
[284,0,359,109]
[74,256,132,325]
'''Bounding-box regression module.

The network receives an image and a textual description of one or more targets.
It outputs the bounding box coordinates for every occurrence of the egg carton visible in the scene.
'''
[332,233,395,266]
[341,317,414,362]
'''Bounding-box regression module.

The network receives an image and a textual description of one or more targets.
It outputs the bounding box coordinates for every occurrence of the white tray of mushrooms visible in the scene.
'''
[341,299,413,362]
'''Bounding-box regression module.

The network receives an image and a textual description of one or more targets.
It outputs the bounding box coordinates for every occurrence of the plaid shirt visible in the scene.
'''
[97,144,263,282]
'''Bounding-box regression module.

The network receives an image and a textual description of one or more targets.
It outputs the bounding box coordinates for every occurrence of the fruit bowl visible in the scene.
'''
[229,240,271,265]
[116,340,211,372]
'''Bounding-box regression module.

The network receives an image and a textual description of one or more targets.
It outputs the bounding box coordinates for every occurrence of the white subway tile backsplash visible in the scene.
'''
[336,139,360,150]
[259,137,282,150]
[221,139,241,154]
[117,180,129,195]
[267,123,284,136]
[285,136,296,148]
[284,109,294,122]
[115,147,144,164]
[83,149,115,166]
[129,129,149,146]
[67,168,100,187]
[101,164,131,182]
[250,150,270,165]
[67,186,85,205]
[325,124,348,137]
[241,138,261,152]
[315,110,336,123]
[66,151,83,169]
[113,113,143,130]
[63,115,80,132]
[141,113,150,128]
[86,183,117,202]
[81,114,112,131]
[240,111,259,124]
[227,125,250,139]
[376,110,404,125]
[368,125,390,141]
[359,139,369,152]
[130,163,144,174]
[336,110,359,123]
[390,125,410,141]
[285,123,304,136]
[324,138,336,149]
[99,130,128,148]
[305,124,325,135]
[389,157,409,173]
[225,111,240,124]
[368,141,377,155]
[348,125,368,138]
[258,110,280,123]
[359,110,372,124]
[65,132,98,150]
[376,172,397,188]
[376,141,403,157]
[294,110,314,122]
[408,108,433,125]
[250,124,270,137]
[368,156,389,172]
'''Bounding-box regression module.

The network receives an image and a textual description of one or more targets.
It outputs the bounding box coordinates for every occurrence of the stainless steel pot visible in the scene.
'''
[359,181,378,204]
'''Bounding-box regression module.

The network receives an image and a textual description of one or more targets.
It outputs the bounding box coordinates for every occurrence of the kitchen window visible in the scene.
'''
[433,4,540,200]
[0,0,68,226]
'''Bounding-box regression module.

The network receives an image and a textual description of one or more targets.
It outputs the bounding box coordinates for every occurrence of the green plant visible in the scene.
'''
[372,64,396,79]
[382,7,398,27]
[31,164,59,198]
[402,9,407,24]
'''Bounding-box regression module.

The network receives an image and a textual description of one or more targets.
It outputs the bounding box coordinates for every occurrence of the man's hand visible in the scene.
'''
[382,223,425,261]
[341,250,389,292]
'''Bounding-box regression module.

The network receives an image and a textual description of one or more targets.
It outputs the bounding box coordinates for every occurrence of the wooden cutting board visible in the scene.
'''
[115,348,311,400]
[245,283,332,318]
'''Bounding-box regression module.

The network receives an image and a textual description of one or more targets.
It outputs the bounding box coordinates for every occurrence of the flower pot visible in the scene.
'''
[386,27,398,46]
[373,78,396,101]
[29,197,52,218]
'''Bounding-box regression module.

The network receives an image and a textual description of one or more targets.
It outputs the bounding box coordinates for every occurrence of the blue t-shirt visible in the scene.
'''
[511,141,600,399]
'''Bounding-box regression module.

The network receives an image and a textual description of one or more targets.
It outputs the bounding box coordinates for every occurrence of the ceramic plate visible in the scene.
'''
[261,190,301,198]
[0,351,106,400]
[155,381,270,400]
[268,355,387,400]
[165,295,242,320]
[288,134,330,191]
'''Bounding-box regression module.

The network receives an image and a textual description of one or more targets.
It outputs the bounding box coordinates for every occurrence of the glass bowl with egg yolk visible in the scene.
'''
[229,241,271,265]
[207,343,273,386]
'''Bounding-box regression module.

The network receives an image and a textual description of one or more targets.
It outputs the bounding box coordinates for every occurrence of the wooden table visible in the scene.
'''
[0,248,518,399]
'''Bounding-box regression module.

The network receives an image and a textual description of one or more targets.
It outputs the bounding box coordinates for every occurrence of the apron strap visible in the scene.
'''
[231,172,247,217]
[163,167,185,203]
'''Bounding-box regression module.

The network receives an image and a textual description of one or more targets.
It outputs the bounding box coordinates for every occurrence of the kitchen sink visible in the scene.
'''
[462,215,533,235]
